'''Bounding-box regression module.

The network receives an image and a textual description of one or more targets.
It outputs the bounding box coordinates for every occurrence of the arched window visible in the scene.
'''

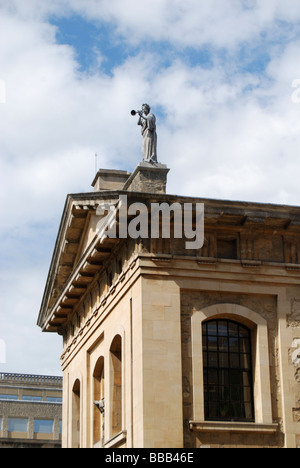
[202,319,254,422]
[72,379,81,448]
[93,357,104,446]
[110,335,122,436]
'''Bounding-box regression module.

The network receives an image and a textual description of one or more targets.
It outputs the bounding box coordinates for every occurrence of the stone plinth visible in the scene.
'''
[122,162,170,194]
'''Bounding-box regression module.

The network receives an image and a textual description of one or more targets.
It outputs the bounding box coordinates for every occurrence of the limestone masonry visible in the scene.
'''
[37,164,300,448]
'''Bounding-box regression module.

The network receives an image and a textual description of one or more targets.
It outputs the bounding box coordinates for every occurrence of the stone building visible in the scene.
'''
[0,373,62,448]
[37,163,300,448]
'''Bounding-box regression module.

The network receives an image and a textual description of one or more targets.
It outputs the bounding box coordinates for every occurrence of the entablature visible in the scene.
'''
[38,191,300,334]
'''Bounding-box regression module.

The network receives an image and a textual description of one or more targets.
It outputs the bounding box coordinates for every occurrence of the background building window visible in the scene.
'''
[0,394,18,400]
[34,419,53,434]
[202,319,254,421]
[46,397,62,403]
[22,395,43,402]
[7,418,28,433]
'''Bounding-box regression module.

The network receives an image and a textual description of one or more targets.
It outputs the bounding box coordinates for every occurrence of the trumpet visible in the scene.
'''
[131,110,142,116]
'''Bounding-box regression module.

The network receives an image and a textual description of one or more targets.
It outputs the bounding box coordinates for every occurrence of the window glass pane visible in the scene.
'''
[219,370,229,386]
[207,403,218,419]
[244,402,253,419]
[207,335,217,351]
[230,353,240,368]
[8,418,28,432]
[217,321,228,336]
[240,353,251,369]
[207,321,217,336]
[229,337,239,353]
[46,397,62,403]
[208,352,218,366]
[241,371,251,387]
[219,352,229,367]
[22,395,43,402]
[243,386,252,402]
[207,370,218,385]
[230,369,241,385]
[219,402,230,419]
[239,326,249,338]
[230,402,243,418]
[34,419,53,434]
[228,322,238,336]
[219,386,230,401]
[208,386,218,401]
[0,394,18,400]
[230,385,241,401]
[240,337,250,353]
[218,336,228,352]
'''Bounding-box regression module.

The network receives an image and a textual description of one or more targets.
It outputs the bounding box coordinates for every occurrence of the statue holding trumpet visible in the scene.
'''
[131,104,158,164]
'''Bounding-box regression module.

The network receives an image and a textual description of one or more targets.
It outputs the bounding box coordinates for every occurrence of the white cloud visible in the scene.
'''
[4,0,300,49]
[57,0,300,48]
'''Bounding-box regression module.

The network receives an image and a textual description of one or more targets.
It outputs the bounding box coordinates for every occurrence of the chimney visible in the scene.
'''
[92,169,131,192]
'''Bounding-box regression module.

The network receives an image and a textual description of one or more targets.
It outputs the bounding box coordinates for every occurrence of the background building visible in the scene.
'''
[0,373,62,448]
[37,163,300,448]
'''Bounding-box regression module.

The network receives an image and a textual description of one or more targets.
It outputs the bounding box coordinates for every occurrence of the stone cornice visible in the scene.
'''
[37,189,300,333]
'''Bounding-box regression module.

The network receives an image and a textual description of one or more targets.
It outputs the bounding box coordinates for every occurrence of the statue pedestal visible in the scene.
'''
[123,162,170,194]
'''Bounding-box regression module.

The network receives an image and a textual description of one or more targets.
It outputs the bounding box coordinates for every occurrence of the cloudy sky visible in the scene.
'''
[1,0,300,376]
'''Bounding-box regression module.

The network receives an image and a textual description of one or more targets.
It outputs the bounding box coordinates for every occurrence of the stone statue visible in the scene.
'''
[131,104,158,163]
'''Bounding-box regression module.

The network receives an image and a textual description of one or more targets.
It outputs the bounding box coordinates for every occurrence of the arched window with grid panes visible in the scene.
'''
[202,319,254,422]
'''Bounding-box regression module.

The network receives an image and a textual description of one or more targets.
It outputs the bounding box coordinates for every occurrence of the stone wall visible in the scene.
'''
[180,290,285,448]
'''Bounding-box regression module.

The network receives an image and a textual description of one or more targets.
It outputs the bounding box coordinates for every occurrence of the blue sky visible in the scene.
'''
[1,0,300,375]
[51,15,128,75]
[49,12,275,78]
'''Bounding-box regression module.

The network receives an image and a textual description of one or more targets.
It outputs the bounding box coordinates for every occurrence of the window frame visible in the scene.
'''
[110,335,122,438]
[7,417,28,433]
[191,304,273,426]
[202,319,255,422]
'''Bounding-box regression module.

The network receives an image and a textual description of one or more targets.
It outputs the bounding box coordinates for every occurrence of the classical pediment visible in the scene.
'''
[37,192,121,332]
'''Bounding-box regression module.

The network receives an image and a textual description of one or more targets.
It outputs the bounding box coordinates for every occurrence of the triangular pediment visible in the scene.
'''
[37,192,120,331]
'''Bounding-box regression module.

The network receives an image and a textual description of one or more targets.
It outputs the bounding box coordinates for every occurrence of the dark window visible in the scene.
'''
[217,238,238,260]
[110,335,122,436]
[202,319,254,422]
